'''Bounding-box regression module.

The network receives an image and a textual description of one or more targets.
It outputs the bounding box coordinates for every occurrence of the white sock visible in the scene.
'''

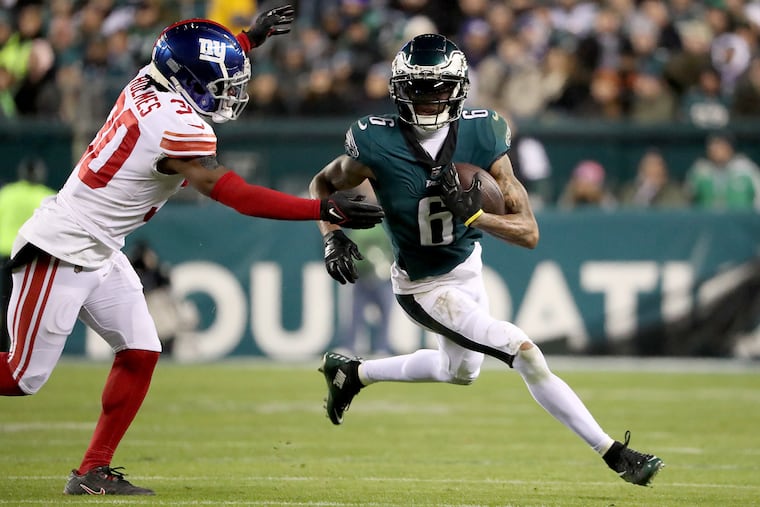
[358,349,446,384]
[513,346,614,454]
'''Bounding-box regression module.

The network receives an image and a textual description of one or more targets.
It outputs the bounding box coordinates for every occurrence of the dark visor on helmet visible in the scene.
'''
[395,79,457,101]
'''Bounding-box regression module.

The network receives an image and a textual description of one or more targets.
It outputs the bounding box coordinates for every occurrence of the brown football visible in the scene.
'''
[454,162,506,215]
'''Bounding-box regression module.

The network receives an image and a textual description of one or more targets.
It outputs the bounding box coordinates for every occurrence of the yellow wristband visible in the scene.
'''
[464,209,484,227]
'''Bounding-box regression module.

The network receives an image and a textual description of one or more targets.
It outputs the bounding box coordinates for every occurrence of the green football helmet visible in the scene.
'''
[389,33,470,131]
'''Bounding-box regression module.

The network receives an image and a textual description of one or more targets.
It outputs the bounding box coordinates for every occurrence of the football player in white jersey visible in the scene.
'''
[0,6,383,496]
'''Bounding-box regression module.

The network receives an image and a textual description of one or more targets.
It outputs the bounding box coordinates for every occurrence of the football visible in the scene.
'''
[453,162,506,215]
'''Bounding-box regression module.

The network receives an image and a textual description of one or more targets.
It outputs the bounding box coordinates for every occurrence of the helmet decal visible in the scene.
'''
[150,19,250,123]
[199,38,229,64]
[389,34,470,131]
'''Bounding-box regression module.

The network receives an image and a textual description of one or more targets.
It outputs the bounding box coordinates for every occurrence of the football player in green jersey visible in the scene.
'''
[311,34,664,486]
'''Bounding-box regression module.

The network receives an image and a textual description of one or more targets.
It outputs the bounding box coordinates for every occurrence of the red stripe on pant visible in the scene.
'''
[9,254,59,382]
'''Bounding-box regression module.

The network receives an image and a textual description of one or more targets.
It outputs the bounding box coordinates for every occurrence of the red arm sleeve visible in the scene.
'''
[210,171,320,220]
[236,32,252,53]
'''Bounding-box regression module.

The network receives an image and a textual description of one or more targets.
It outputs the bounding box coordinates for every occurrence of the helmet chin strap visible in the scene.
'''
[210,110,233,123]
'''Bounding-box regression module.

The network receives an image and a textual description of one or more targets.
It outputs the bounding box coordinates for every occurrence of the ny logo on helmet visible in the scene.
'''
[198,38,227,64]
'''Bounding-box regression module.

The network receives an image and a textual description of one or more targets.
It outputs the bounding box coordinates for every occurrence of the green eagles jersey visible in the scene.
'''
[343,109,511,280]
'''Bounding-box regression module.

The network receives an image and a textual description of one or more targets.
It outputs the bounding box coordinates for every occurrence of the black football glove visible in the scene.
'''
[437,164,483,226]
[242,4,295,48]
[323,230,362,284]
[320,192,384,229]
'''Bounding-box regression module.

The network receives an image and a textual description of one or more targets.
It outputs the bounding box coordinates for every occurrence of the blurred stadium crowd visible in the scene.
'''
[3,0,760,126]
[3,0,760,210]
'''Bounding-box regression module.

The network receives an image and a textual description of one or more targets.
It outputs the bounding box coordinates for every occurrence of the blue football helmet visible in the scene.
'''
[389,34,470,131]
[150,19,250,123]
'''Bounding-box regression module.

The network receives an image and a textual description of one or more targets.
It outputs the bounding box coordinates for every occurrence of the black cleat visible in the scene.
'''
[63,466,155,495]
[603,431,665,486]
[318,351,363,425]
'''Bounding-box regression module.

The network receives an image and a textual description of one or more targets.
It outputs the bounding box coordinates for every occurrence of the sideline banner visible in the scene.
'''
[69,205,760,360]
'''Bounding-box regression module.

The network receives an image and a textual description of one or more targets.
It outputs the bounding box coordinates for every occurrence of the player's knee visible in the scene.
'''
[447,357,481,385]
[482,320,529,356]
[513,342,552,384]
[17,374,46,395]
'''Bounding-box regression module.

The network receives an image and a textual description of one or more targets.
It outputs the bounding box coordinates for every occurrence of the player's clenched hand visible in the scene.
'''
[320,192,384,229]
[243,4,295,48]
[437,163,483,226]
[323,230,362,284]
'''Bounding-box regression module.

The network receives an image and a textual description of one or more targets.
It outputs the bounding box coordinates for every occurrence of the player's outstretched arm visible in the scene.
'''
[469,155,539,249]
[236,4,295,52]
[159,156,383,228]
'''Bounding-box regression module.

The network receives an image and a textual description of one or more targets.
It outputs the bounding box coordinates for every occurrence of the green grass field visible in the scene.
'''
[1,357,759,506]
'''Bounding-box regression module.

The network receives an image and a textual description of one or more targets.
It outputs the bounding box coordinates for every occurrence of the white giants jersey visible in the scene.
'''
[17,66,217,268]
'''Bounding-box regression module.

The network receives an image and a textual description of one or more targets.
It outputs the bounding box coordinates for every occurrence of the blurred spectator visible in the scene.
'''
[128,241,190,355]
[576,69,625,119]
[544,46,591,116]
[0,157,56,351]
[0,5,37,117]
[3,0,760,125]
[711,29,752,96]
[298,60,351,116]
[679,66,730,127]
[457,18,493,69]
[477,36,543,118]
[633,0,682,52]
[47,8,80,123]
[244,65,288,117]
[387,0,459,38]
[510,130,554,209]
[557,159,618,210]
[619,148,688,208]
[128,0,170,66]
[515,6,553,63]
[378,0,441,59]
[732,55,760,117]
[270,38,309,115]
[669,0,705,24]
[663,20,713,98]
[0,68,15,118]
[685,132,760,210]
[574,6,626,76]
[626,10,669,79]
[13,5,55,117]
[332,0,386,89]
[350,61,395,116]
[550,0,597,39]
[485,2,515,41]
[334,181,394,357]
[329,50,362,106]
[335,223,394,357]
[13,37,58,116]
[629,69,676,122]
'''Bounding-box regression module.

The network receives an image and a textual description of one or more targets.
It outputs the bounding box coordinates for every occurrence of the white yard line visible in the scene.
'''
[4,474,760,490]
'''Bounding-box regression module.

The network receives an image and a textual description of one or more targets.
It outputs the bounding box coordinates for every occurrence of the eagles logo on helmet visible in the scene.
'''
[149,19,251,123]
[389,33,470,131]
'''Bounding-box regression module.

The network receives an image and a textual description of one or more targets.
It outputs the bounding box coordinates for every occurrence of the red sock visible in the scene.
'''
[77,349,160,474]
[0,352,25,396]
